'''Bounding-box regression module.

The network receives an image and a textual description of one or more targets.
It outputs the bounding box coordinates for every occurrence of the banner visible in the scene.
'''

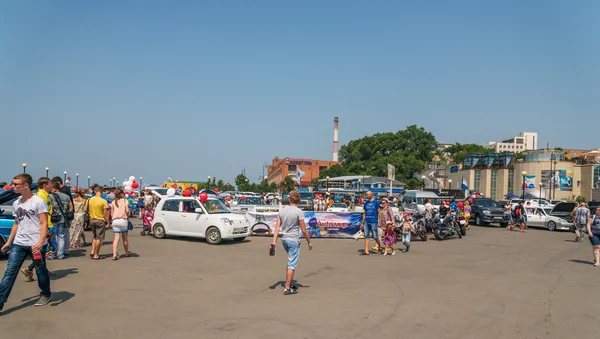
[559,170,573,191]
[247,209,363,238]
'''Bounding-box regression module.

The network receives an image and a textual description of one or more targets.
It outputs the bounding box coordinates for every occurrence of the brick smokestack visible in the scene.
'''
[333,117,339,162]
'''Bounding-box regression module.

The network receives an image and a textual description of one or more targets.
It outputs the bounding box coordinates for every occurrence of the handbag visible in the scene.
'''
[84,199,90,223]
[51,193,71,226]
[127,219,134,231]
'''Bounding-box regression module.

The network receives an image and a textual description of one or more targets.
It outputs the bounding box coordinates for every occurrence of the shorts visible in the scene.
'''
[112,218,129,234]
[589,234,600,246]
[90,219,107,241]
[464,214,470,220]
[364,222,379,239]
[282,239,300,270]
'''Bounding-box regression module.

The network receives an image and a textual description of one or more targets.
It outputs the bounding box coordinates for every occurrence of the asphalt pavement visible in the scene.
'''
[0,221,599,339]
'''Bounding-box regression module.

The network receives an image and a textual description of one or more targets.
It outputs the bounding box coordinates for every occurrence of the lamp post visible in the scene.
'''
[168,177,172,183]
[326,176,330,191]
[140,177,143,190]
[22,163,27,173]
[113,177,116,187]
[521,171,527,199]
[45,167,49,177]
[358,179,361,192]
[552,158,558,200]
[87,176,90,188]
[207,176,211,189]
[421,175,427,190]
[76,173,79,187]
[63,171,67,182]
[448,179,452,189]
[539,182,544,199]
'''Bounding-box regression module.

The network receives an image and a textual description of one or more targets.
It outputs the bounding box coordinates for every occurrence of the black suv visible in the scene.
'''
[470,198,510,227]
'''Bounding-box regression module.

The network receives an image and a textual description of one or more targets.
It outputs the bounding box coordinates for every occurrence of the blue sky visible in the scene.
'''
[1,0,598,186]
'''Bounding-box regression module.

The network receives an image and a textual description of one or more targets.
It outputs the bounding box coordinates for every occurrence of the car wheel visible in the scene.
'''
[547,221,557,231]
[233,237,246,242]
[206,227,222,245]
[476,214,483,226]
[153,223,167,239]
[500,222,508,228]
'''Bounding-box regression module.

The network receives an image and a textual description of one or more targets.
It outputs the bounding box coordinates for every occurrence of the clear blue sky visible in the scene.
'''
[1,0,598,186]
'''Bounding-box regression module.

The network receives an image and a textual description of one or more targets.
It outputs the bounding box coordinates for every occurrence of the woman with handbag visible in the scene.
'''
[70,189,87,248]
[110,189,132,260]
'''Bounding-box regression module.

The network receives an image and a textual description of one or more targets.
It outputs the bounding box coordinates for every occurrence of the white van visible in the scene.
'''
[401,190,441,213]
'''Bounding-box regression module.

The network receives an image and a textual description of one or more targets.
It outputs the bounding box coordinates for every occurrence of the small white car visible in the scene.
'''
[327,202,349,212]
[152,196,250,244]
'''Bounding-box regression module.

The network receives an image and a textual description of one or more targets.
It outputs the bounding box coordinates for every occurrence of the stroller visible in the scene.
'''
[140,209,154,236]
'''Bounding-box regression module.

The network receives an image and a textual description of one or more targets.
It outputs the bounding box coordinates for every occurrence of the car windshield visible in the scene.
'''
[416,197,441,205]
[154,188,181,196]
[299,193,313,200]
[332,203,347,208]
[238,197,265,205]
[477,199,500,208]
[203,199,230,214]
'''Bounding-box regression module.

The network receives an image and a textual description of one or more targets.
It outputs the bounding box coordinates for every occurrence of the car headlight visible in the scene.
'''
[482,210,491,215]
[220,218,234,225]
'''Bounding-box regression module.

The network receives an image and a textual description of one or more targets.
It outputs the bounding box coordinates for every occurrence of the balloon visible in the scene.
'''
[166,188,176,197]
[125,194,129,198]
[226,196,231,201]
[458,201,463,208]
[214,188,219,193]
[129,176,136,182]
[131,182,139,189]
[199,192,208,202]
[183,189,191,197]
[241,195,246,200]
[125,185,132,192]
[4,185,11,190]
[171,184,177,189]
[445,201,450,206]
[468,198,473,203]
[342,198,346,202]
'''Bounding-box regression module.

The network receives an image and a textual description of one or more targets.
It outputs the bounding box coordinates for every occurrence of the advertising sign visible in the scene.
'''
[524,175,536,189]
[541,170,559,190]
[387,163,395,181]
[559,170,573,191]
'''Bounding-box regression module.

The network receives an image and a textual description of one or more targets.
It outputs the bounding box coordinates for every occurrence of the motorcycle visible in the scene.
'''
[394,212,428,241]
[432,211,466,241]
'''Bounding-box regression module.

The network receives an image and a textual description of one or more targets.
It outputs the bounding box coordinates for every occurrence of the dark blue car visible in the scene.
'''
[0,189,19,256]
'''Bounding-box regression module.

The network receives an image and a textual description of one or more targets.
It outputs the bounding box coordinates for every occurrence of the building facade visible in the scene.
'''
[447,149,600,201]
[316,175,405,196]
[267,157,339,187]
[487,132,538,153]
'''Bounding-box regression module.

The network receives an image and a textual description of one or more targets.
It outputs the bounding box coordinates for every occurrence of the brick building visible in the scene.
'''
[267,157,339,188]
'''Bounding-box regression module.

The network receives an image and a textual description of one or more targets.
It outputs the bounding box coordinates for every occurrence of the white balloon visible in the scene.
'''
[125,194,129,198]
[129,176,136,182]
[167,188,176,197]
[125,185,132,192]
[123,181,131,187]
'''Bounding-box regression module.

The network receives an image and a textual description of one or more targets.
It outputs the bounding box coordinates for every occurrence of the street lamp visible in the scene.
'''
[521,171,527,199]
[358,179,362,192]
[326,176,330,190]
[421,175,427,190]
[140,177,143,190]
[168,177,172,182]
[63,171,67,182]
[87,176,91,188]
[207,176,211,188]
[448,179,452,189]
[76,173,79,187]
[22,163,27,173]
[539,182,544,199]
[45,167,50,177]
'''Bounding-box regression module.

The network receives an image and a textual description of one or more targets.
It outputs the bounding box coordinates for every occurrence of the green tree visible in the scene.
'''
[444,143,490,163]
[338,125,436,184]
[281,176,295,192]
[235,174,249,190]
[318,164,348,179]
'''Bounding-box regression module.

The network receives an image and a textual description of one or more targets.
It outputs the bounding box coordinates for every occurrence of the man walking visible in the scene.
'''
[573,202,590,242]
[360,191,383,255]
[0,174,52,312]
[49,182,73,260]
[271,191,313,295]
[86,186,109,260]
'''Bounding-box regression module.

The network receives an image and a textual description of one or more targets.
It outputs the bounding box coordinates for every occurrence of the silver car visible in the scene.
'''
[525,202,576,231]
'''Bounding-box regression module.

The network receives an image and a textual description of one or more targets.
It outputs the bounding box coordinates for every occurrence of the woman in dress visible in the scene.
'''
[110,189,131,260]
[69,189,86,248]
[586,206,600,266]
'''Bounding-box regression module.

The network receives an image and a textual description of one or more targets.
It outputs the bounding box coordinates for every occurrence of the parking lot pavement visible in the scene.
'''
[1,222,599,339]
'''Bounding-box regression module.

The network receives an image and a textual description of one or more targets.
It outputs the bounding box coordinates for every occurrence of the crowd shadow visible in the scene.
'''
[51,268,79,280]
[0,291,75,316]
[67,249,87,258]
[269,280,310,290]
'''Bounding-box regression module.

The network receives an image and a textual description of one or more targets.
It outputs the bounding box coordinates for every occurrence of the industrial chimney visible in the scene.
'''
[333,117,339,162]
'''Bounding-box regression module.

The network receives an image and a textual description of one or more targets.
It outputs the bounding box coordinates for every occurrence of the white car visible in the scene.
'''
[152,196,250,244]
[328,202,349,212]
[525,202,576,231]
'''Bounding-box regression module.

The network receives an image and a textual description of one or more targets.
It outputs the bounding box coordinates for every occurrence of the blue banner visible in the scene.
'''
[247,210,364,238]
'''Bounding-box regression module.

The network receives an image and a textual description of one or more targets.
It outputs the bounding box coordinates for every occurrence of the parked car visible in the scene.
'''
[525,202,577,231]
[470,198,510,227]
[152,196,250,244]
[281,192,314,211]
[401,190,441,213]
[327,202,349,212]
[230,196,267,213]
[510,198,554,210]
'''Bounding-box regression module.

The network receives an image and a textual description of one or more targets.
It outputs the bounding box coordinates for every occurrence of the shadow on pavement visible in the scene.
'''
[269,280,310,290]
[51,268,79,280]
[67,249,87,257]
[569,259,594,265]
[163,236,251,246]
[50,291,76,307]
[1,291,75,316]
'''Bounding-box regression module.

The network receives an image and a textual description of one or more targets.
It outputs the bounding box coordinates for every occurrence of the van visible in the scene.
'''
[401,190,441,213]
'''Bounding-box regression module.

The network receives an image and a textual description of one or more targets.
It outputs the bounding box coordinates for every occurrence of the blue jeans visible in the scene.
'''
[55,223,70,259]
[402,233,411,246]
[364,222,379,239]
[282,239,300,270]
[0,244,51,310]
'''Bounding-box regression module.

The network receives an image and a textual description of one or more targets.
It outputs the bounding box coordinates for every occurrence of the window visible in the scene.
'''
[594,165,600,188]
[162,200,180,212]
[474,170,481,192]
[508,169,514,194]
[491,170,497,198]
[182,200,201,213]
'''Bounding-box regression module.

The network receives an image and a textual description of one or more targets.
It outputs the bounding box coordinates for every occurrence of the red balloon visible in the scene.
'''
[132,182,139,189]
[445,201,450,206]
[214,188,219,193]
[183,189,191,197]
[241,195,246,201]
[171,184,177,189]
[226,196,231,201]
[73,185,78,190]
[342,198,346,202]
[3,185,11,190]
[468,198,473,203]
[458,201,463,208]
[199,192,208,202]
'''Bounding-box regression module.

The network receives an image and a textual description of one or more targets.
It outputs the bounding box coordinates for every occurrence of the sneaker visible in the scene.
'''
[34,296,52,307]
[20,268,34,282]
[48,271,56,277]
[391,250,396,256]
[405,245,410,252]
[284,287,298,295]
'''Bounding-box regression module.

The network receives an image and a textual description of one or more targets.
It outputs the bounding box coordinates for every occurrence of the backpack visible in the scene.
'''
[49,194,63,223]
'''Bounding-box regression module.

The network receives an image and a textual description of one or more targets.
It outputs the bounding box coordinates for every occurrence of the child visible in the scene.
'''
[400,213,413,252]
[383,221,397,256]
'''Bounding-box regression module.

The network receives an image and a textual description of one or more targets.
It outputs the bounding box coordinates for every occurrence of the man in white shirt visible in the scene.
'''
[0,174,52,312]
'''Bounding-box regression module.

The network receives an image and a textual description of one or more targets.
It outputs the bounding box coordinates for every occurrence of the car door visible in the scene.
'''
[159,199,183,234]
[526,208,543,227]
[179,199,207,237]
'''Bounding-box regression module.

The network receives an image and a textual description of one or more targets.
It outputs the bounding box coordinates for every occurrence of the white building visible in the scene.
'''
[487,132,538,153]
